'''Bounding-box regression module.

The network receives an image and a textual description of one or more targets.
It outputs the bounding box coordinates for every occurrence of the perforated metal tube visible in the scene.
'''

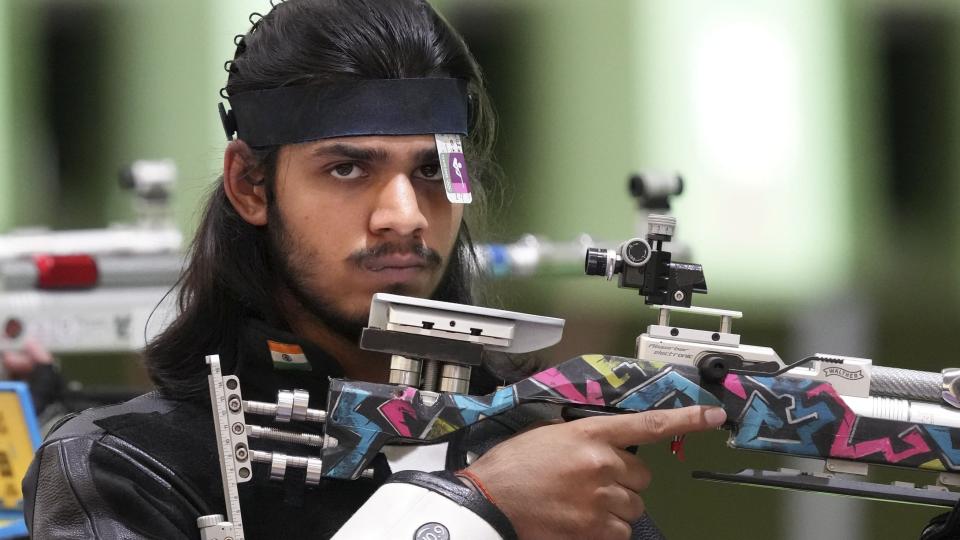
[870,366,942,402]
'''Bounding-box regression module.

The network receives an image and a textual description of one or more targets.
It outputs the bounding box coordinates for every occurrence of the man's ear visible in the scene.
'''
[223,140,269,226]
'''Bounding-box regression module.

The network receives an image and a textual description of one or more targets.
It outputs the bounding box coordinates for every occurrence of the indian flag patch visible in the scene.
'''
[268,340,311,371]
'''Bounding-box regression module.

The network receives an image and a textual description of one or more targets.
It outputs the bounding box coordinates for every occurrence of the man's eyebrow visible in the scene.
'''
[310,143,388,162]
[309,143,440,163]
[412,147,441,163]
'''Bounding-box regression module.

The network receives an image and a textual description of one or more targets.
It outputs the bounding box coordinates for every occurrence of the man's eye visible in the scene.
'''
[416,163,442,181]
[330,163,365,180]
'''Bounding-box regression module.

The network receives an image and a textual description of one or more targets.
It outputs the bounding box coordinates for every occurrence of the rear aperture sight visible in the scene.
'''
[584,214,706,307]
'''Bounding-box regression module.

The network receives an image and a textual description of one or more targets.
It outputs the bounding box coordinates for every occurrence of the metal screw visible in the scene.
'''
[226,379,238,390]
[238,467,250,478]
[673,290,685,302]
[228,396,242,412]
[720,315,733,334]
[232,422,244,434]
[235,444,248,461]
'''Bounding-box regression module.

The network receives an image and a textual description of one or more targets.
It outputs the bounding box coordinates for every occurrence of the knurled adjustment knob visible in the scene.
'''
[276,390,294,422]
[292,389,309,421]
[197,514,225,529]
[620,238,652,267]
[584,248,609,276]
[647,214,676,239]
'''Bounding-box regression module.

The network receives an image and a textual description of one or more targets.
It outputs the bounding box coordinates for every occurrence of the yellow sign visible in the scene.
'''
[0,392,36,509]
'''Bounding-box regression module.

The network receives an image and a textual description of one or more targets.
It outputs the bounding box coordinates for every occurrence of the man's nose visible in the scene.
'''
[369,175,428,237]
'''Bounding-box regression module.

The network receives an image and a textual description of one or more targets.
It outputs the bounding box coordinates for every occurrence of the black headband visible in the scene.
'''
[218,78,469,147]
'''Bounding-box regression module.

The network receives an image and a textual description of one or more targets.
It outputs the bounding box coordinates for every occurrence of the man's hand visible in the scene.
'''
[464,405,726,540]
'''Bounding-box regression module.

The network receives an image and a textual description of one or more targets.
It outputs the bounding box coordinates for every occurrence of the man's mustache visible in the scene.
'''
[347,242,443,269]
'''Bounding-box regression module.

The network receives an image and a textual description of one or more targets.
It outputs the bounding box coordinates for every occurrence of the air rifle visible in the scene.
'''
[202,214,960,539]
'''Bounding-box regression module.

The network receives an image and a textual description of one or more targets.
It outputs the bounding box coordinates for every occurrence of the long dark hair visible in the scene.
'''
[145,0,497,400]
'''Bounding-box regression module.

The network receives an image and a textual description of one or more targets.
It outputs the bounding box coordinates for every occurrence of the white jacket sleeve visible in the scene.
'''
[332,471,516,540]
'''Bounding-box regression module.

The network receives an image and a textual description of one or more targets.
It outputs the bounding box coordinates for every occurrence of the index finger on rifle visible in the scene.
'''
[578,406,726,448]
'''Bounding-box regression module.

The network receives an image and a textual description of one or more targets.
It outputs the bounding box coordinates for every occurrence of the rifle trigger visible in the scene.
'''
[670,435,686,462]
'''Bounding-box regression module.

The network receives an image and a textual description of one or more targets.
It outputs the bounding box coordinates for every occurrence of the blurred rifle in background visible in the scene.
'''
[0,170,685,354]
[0,160,181,354]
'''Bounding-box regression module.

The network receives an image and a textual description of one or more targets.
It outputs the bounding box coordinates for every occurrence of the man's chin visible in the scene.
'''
[380,282,428,297]
[341,284,430,322]
[333,278,441,329]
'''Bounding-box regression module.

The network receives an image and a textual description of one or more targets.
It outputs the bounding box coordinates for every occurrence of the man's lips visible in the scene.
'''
[348,242,443,274]
[361,254,428,272]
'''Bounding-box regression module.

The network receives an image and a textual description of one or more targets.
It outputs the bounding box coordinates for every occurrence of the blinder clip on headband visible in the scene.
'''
[218,102,238,142]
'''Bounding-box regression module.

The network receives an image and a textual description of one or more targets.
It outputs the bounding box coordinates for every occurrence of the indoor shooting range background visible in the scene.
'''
[1,0,959,538]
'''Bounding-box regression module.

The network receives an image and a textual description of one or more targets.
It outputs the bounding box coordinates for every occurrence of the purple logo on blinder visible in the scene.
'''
[447,152,470,193]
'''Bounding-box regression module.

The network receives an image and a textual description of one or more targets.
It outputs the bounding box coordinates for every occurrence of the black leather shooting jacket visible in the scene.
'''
[23,319,394,538]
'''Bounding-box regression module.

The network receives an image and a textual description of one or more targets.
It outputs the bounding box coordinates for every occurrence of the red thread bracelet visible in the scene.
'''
[455,469,499,506]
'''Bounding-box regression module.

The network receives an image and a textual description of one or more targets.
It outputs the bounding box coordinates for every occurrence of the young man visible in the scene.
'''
[22,1,725,538]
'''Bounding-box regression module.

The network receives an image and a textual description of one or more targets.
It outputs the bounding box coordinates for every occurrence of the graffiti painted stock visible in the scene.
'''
[321,355,960,480]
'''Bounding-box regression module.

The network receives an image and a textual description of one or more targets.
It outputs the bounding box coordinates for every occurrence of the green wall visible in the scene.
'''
[0,4,12,231]
[631,0,853,304]
[0,1,958,538]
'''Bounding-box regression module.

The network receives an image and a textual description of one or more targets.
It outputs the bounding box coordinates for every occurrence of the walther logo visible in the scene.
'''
[822,366,864,380]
